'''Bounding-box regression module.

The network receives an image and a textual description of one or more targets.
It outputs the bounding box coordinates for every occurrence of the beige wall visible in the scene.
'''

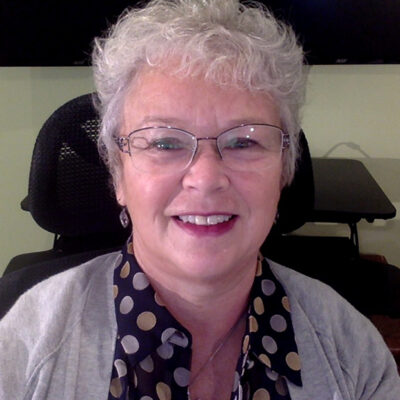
[299,65,400,266]
[0,67,95,275]
[1,65,399,275]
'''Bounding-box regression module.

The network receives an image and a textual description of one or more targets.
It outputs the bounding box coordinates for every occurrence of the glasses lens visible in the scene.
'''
[218,125,283,170]
[128,127,195,173]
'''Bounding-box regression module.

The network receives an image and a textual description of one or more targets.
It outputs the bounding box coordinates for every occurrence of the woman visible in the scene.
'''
[0,0,399,399]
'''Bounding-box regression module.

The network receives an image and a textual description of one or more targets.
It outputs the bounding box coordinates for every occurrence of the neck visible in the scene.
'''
[133,247,256,340]
[153,275,251,337]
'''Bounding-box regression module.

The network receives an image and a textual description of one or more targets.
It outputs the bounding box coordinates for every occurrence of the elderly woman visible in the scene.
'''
[0,0,399,399]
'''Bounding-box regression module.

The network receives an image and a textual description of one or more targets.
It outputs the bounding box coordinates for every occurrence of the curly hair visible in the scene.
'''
[92,0,307,186]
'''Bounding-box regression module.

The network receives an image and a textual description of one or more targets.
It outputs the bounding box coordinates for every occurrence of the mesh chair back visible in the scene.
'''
[26,93,123,236]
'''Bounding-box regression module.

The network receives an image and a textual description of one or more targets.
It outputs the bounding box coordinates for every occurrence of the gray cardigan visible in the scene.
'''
[0,252,399,400]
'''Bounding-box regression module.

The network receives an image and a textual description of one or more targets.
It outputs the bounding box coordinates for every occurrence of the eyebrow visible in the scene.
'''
[137,116,272,128]
[138,116,185,127]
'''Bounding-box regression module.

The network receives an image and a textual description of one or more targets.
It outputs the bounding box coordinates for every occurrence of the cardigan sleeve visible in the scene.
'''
[0,253,118,400]
[0,263,90,399]
[269,260,400,400]
[0,285,53,399]
[331,296,400,400]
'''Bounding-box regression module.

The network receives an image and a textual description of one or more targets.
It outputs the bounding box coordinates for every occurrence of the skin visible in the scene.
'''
[116,67,283,399]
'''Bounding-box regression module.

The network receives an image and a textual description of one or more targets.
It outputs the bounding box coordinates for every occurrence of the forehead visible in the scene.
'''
[122,68,280,132]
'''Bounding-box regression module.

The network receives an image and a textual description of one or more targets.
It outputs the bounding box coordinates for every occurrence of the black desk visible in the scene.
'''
[309,158,397,250]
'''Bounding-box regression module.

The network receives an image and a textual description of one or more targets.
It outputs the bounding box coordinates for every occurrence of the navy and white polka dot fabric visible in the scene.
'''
[109,239,302,399]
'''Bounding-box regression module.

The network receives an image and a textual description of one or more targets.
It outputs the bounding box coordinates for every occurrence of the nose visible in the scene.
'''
[182,140,230,193]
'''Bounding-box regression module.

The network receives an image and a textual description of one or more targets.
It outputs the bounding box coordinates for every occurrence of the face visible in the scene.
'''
[117,69,282,286]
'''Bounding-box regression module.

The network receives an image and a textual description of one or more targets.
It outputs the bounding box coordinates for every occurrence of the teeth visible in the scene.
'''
[178,215,232,225]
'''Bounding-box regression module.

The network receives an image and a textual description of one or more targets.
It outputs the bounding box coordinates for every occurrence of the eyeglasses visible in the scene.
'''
[115,123,289,174]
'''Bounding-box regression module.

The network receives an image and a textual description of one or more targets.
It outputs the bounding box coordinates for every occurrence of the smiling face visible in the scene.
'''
[116,68,283,287]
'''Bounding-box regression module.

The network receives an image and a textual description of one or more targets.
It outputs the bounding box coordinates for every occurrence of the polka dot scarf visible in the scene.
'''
[109,239,302,399]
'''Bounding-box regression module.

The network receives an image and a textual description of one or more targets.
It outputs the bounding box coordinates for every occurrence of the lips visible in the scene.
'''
[173,214,237,236]
[177,214,233,226]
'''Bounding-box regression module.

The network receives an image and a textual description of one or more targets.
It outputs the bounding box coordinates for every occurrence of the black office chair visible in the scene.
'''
[1,93,399,321]
[5,93,129,274]
[1,94,129,317]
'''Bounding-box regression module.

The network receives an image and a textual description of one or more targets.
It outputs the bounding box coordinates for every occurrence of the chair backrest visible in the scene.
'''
[4,93,129,278]
[26,93,124,237]
[274,130,315,234]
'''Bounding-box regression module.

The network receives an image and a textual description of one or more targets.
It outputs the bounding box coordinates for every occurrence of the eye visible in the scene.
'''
[225,136,259,149]
[149,137,186,150]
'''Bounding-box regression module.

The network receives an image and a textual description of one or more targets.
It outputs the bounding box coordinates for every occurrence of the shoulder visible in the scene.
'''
[0,251,120,397]
[268,258,378,342]
[268,260,400,398]
[2,250,120,325]
[268,259,352,322]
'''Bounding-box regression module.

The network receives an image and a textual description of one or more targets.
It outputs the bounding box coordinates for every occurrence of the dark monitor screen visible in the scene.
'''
[269,0,400,64]
[1,0,399,66]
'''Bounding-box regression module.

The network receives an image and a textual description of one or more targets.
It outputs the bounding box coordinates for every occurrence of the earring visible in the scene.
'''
[274,211,280,225]
[119,207,130,228]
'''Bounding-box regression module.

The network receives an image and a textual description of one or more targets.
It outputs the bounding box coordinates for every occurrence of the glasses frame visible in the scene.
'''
[114,123,290,171]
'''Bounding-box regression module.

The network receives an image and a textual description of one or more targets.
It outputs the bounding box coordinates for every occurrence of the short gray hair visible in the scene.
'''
[92,0,307,187]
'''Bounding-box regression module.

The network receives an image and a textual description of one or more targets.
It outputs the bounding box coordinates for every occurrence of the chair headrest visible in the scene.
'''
[26,93,124,236]
[272,130,315,234]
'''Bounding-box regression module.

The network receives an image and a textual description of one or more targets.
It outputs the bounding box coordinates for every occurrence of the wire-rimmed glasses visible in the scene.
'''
[115,123,289,174]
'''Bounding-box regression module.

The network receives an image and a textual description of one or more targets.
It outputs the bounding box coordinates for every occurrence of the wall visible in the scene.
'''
[299,65,400,266]
[0,67,95,275]
[0,65,399,275]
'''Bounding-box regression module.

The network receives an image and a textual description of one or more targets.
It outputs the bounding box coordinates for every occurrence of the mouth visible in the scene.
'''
[173,214,237,237]
[176,214,235,226]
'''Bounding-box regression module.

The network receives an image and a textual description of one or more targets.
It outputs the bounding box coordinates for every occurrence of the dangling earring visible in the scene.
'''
[119,207,130,228]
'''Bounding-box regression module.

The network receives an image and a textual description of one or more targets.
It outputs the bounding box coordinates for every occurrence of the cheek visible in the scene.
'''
[259,183,281,214]
[115,163,142,210]
[249,169,282,220]
[255,164,282,197]
[118,166,178,223]
[115,157,133,206]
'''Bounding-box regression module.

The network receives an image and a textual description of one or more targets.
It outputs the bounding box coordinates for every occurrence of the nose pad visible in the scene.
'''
[183,138,229,191]
[191,138,222,164]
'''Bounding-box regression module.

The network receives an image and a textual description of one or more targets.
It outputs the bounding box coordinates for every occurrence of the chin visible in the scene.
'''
[174,246,254,279]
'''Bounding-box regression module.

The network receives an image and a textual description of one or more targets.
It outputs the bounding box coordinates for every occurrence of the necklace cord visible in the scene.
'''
[188,310,247,387]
